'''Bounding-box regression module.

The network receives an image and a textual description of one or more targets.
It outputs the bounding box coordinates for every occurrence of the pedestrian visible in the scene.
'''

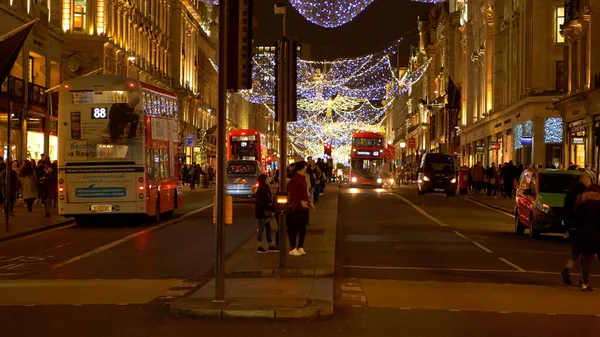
[254,174,278,253]
[35,159,46,207]
[189,165,196,190]
[562,174,590,286]
[571,183,600,291]
[19,160,38,212]
[0,163,19,216]
[287,161,314,256]
[471,162,484,195]
[42,162,58,218]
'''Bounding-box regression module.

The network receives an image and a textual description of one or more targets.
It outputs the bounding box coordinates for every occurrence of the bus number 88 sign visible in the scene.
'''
[91,107,108,119]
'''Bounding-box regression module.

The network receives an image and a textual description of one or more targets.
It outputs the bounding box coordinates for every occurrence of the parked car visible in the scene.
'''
[514,168,585,238]
[225,160,261,198]
[417,153,457,197]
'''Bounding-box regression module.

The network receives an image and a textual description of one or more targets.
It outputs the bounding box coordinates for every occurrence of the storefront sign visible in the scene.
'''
[490,142,501,150]
[476,146,485,154]
[570,124,587,133]
[521,137,532,146]
[185,135,196,147]
[572,137,585,144]
[408,137,416,148]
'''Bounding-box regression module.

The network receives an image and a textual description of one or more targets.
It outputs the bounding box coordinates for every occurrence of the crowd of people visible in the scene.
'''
[253,157,332,255]
[0,154,58,218]
[180,163,215,190]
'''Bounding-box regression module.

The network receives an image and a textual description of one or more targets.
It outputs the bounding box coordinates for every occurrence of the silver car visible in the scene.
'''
[225,160,261,198]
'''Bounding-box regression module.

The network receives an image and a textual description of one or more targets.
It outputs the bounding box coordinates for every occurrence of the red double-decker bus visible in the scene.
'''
[349,132,385,188]
[227,129,268,170]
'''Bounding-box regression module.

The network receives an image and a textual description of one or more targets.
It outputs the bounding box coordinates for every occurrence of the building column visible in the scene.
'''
[44,56,51,158]
[586,115,594,166]
[532,117,545,166]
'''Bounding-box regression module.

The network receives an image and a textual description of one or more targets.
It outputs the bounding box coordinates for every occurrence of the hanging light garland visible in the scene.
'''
[237,39,431,165]
[288,0,377,28]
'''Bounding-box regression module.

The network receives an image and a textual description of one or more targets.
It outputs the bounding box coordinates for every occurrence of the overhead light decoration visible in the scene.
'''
[288,0,376,28]
[238,39,431,164]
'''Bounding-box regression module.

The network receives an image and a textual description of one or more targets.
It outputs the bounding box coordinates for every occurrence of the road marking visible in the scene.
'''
[117,303,128,306]
[498,311,510,314]
[547,313,557,316]
[461,197,513,218]
[24,304,35,307]
[340,265,600,277]
[498,257,526,272]
[453,231,469,240]
[391,194,450,227]
[450,309,460,312]
[472,241,493,253]
[52,204,214,270]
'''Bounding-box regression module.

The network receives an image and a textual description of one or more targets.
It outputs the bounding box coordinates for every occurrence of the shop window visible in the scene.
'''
[73,0,87,32]
[556,6,565,43]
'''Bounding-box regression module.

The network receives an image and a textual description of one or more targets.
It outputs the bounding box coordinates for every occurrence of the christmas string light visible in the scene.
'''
[514,124,523,150]
[289,0,376,28]
[544,117,563,144]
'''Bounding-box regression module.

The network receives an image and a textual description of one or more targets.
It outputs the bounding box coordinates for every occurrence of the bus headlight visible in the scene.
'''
[450,178,457,184]
[423,176,430,182]
[351,177,357,183]
[377,178,383,184]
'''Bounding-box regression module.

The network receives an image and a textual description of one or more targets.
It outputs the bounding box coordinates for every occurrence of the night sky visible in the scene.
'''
[253,0,434,64]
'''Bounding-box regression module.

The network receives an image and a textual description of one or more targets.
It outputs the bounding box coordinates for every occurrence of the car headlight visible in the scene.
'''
[536,201,550,213]
[377,178,383,184]
[450,178,457,184]
[351,177,357,183]
[423,176,430,182]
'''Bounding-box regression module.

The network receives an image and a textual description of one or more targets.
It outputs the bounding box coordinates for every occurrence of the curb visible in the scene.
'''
[226,267,333,278]
[0,218,75,243]
[461,196,513,214]
[170,298,333,319]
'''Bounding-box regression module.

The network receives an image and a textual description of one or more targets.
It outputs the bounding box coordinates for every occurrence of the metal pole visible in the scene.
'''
[277,38,289,268]
[5,94,10,231]
[214,0,228,302]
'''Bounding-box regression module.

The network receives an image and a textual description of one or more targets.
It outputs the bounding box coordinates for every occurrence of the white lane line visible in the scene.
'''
[342,264,600,277]
[498,311,510,314]
[472,241,493,253]
[392,194,450,227]
[52,204,213,270]
[461,197,513,218]
[498,257,527,272]
[453,231,469,240]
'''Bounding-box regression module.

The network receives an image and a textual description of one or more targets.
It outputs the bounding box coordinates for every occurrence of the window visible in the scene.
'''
[556,5,565,43]
[146,147,169,180]
[556,61,564,91]
[352,138,383,147]
[73,0,87,32]
[28,56,34,83]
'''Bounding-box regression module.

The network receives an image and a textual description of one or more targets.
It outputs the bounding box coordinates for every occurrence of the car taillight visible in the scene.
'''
[138,185,145,191]
[58,187,64,193]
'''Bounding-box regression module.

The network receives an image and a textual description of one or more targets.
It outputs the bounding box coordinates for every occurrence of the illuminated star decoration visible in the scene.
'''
[288,0,376,28]
[240,39,431,164]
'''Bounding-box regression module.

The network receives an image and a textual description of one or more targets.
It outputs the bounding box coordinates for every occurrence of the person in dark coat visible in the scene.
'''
[561,174,591,286]
[254,174,278,253]
[42,162,58,218]
[572,183,600,291]
[0,166,19,216]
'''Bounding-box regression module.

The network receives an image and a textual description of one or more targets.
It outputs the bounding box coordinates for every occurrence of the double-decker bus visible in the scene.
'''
[57,75,183,224]
[349,132,385,188]
[227,129,267,170]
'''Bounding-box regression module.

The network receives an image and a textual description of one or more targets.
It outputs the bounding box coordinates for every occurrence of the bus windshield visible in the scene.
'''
[230,135,258,161]
[351,159,383,178]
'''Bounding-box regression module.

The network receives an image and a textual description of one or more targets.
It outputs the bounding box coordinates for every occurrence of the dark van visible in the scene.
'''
[417,153,457,197]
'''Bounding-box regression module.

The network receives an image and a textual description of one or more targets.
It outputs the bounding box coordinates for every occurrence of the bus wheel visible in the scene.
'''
[154,199,161,223]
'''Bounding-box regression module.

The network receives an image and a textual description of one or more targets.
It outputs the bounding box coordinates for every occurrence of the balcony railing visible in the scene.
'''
[1,76,25,99]
[29,83,47,105]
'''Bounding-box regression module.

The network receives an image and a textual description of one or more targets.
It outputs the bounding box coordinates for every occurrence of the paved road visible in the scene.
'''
[2,185,600,337]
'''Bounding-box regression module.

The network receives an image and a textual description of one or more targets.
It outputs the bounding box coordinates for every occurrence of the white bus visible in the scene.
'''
[57,75,183,224]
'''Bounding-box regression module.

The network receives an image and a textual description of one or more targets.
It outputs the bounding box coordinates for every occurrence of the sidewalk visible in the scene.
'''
[0,201,74,242]
[461,193,516,214]
[170,184,339,319]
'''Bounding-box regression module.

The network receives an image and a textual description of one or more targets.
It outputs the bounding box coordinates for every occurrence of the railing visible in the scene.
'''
[0,76,25,98]
[29,83,47,105]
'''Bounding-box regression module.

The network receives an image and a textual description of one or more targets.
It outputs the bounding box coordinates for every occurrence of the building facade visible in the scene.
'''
[1,0,63,161]
[555,0,600,169]
[458,0,565,168]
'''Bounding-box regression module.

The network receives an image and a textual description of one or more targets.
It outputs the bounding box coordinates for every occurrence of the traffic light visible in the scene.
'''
[227,0,254,91]
[324,143,332,157]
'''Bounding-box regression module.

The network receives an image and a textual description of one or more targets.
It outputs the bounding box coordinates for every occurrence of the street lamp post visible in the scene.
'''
[400,142,406,185]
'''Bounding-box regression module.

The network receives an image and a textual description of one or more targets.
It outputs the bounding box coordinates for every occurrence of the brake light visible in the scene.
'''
[128,82,136,88]
[58,187,64,193]
[138,185,145,191]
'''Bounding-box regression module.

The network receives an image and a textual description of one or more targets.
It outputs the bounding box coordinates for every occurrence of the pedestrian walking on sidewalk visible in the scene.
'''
[288,161,314,256]
[254,174,278,253]
[19,161,37,212]
[42,162,58,218]
[0,164,19,216]
[570,183,600,291]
